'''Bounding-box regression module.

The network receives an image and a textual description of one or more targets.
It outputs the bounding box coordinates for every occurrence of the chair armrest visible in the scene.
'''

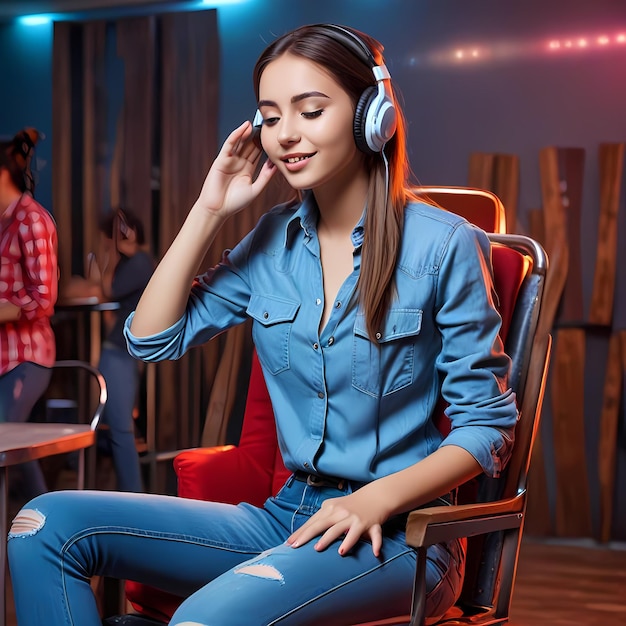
[174,445,275,507]
[405,493,526,548]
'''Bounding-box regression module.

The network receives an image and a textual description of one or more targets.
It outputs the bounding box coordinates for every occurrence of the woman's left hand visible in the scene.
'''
[286,485,389,557]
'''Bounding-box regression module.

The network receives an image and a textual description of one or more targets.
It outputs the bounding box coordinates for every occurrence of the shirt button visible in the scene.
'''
[317,391,325,399]
[335,301,342,308]
[316,298,322,305]
[328,336,334,346]
[313,342,319,350]
[375,331,382,341]
[304,462,310,468]
[263,311,269,319]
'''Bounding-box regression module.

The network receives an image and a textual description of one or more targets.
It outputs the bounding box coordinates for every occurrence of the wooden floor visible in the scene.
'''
[508,538,626,625]
[5,536,625,625]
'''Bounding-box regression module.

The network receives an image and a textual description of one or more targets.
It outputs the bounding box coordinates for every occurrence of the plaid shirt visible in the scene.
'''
[0,194,58,376]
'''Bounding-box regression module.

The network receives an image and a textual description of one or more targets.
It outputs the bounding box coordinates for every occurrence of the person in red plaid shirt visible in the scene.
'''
[0,128,58,499]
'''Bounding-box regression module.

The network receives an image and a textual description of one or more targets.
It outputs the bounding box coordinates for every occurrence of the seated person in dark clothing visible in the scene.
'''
[89,209,155,492]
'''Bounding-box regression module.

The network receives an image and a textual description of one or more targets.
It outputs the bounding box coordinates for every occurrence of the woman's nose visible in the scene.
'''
[277,116,300,145]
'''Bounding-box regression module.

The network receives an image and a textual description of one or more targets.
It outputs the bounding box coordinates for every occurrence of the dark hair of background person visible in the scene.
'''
[98,209,146,246]
[0,128,41,194]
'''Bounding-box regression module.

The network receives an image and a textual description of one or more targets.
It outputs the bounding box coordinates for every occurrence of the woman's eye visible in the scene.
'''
[263,117,279,126]
[302,110,323,119]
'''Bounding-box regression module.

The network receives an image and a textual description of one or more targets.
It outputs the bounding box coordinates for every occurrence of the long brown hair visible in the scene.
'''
[253,24,415,341]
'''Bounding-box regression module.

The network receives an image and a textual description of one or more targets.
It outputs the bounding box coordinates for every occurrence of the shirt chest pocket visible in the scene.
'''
[352,308,423,397]
[248,294,300,374]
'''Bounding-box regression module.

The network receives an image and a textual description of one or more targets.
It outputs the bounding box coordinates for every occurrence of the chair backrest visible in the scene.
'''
[414,186,507,233]
[458,233,550,613]
[32,359,107,433]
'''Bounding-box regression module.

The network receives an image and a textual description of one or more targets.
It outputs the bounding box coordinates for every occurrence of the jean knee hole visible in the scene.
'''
[9,508,46,537]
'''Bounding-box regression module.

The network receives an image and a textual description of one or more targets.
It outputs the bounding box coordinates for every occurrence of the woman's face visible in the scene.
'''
[257,53,365,192]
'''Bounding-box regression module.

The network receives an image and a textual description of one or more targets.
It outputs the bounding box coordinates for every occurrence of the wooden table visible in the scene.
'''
[0,422,99,626]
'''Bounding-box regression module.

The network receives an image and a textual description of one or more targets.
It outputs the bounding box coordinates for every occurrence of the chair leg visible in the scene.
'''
[409,546,427,626]
[493,526,522,619]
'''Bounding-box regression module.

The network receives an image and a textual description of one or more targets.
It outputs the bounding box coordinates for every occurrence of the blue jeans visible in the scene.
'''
[98,343,143,492]
[0,362,51,499]
[8,476,464,625]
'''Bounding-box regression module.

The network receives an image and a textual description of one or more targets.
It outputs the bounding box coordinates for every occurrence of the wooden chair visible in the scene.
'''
[104,230,549,626]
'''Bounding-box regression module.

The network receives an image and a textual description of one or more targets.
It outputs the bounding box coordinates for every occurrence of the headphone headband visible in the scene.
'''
[313,24,379,68]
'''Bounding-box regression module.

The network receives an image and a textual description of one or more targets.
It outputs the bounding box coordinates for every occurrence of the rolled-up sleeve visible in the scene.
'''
[124,236,254,361]
[435,223,518,477]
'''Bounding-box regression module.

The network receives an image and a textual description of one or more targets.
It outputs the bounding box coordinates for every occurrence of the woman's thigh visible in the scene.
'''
[8,489,288,601]
[171,531,419,626]
[171,479,465,626]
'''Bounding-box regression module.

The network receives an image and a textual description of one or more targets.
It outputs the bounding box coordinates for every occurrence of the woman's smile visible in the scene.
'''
[282,152,317,170]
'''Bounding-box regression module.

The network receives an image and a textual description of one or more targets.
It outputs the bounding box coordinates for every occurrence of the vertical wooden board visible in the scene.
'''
[589,143,625,327]
[551,327,593,537]
[116,17,155,239]
[52,22,73,287]
[556,148,586,324]
[539,147,567,259]
[82,22,107,269]
[158,10,221,462]
[597,331,624,542]
[528,208,546,247]
[468,152,495,190]
[494,154,520,233]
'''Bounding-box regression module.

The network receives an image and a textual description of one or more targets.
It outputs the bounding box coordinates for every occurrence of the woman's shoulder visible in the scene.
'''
[405,199,469,229]
[402,200,489,263]
[404,199,477,244]
[13,195,57,233]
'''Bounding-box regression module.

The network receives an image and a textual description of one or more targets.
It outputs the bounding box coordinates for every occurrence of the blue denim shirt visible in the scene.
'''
[125,194,517,483]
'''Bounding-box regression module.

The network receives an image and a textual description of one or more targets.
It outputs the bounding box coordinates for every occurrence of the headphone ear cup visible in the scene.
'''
[353,86,377,154]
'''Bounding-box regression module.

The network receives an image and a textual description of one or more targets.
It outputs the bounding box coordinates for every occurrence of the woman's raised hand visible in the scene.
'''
[196,120,276,218]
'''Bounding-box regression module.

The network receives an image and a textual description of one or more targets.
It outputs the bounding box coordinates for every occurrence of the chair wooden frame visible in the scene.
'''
[407,233,550,626]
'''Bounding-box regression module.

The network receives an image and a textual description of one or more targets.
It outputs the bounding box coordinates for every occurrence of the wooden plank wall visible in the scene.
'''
[52,9,266,492]
[468,145,626,542]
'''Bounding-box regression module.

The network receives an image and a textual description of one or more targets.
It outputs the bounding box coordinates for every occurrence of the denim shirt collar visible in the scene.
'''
[284,190,366,250]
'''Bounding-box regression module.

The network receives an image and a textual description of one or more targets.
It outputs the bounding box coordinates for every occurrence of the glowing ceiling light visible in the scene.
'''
[578,38,588,47]
[564,40,573,48]
[471,49,479,57]
[455,50,464,59]
[598,36,610,45]
[548,40,561,50]
[18,14,52,25]
[200,0,247,5]
[617,34,626,43]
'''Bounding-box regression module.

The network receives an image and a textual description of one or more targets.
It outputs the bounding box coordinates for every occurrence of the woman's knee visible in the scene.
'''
[9,490,85,540]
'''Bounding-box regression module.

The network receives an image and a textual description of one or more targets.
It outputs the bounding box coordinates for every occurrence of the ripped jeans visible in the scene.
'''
[8,475,465,626]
